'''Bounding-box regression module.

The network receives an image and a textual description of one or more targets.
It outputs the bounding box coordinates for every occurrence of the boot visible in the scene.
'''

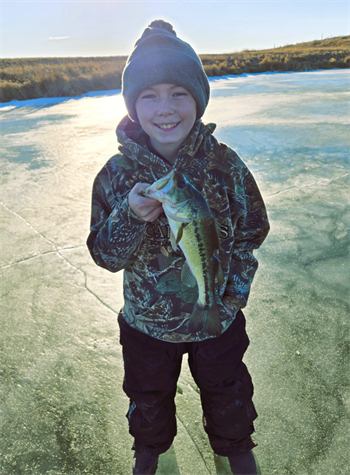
[228,450,260,475]
[132,452,159,475]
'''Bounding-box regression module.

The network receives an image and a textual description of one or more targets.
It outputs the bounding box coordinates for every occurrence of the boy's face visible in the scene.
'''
[135,83,197,163]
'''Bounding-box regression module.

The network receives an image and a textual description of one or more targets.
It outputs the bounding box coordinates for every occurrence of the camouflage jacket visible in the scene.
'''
[87,116,270,342]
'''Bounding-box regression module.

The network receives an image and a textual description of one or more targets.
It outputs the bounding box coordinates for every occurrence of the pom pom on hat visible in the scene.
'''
[145,19,177,35]
[122,19,210,122]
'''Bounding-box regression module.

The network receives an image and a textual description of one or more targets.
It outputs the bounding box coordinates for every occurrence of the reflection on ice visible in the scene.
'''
[204,70,349,127]
[0,69,349,475]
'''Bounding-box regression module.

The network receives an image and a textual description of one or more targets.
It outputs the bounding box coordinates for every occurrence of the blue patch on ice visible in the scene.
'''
[0,88,122,110]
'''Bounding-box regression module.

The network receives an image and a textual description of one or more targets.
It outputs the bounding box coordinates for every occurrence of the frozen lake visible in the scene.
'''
[1,69,349,474]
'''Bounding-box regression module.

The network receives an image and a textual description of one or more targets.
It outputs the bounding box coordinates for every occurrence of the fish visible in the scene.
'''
[141,169,224,337]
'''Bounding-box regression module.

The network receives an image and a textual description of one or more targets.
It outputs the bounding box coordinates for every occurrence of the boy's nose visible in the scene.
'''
[157,97,174,116]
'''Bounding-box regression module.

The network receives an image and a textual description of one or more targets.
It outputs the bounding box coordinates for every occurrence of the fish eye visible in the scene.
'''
[176,179,186,189]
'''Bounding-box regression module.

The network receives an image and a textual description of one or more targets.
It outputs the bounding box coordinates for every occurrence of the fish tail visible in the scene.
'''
[189,303,221,337]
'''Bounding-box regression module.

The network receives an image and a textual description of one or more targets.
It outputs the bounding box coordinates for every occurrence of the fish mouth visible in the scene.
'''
[154,169,175,190]
[141,170,175,199]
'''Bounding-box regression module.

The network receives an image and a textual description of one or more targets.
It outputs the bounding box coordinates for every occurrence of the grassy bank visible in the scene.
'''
[1,36,349,103]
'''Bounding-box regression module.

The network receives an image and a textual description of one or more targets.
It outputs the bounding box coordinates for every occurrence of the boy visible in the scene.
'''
[87,19,269,475]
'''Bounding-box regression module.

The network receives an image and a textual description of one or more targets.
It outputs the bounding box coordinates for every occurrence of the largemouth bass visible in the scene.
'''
[141,169,224,337]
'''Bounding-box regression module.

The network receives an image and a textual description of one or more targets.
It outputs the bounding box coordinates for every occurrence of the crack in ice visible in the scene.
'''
[175,411,211,474]
[1,247,86,269]
[1,200,52,243]
[1,200,118,316]
[266,172,350,199]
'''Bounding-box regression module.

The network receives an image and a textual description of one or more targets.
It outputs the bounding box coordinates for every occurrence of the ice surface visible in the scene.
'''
[1,69,349,474]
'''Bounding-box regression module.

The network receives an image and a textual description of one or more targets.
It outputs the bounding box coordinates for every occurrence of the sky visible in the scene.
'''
[1,0,349,58]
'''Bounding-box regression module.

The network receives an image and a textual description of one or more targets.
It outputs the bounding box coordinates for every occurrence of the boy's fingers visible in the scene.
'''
[128,184,163,221]
[133,182,150,195]
[141,202,163,221]
[130,183,155,205]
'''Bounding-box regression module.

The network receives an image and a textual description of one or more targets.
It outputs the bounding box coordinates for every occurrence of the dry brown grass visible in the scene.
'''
[200,35,349,76]
[1,36,349,103]
[0,57,126,102]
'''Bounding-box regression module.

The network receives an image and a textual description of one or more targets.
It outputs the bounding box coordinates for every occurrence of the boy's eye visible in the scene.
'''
[141,94,156,99]
[173,92,187,97]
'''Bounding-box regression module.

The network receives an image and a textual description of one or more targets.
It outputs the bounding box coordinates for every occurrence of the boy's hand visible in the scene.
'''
[128,183,163,222]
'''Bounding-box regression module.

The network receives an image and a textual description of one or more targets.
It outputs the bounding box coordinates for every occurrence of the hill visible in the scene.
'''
[1,36,349,103]
[200,35,350,76]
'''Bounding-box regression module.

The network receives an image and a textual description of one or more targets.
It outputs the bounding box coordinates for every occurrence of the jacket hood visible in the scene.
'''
[116,114,217,171]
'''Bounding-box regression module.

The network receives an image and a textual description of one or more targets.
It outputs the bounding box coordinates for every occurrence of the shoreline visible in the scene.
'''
[2,35,348,105]
[0,68,347,110]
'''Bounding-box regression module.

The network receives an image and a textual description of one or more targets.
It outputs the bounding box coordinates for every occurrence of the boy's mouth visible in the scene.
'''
[155,122,180,130]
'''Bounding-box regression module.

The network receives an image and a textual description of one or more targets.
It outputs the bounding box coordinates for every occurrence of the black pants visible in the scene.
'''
[118,310,257,458]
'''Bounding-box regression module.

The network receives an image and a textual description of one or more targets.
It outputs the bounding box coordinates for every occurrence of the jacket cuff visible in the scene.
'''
[222,294,245,312]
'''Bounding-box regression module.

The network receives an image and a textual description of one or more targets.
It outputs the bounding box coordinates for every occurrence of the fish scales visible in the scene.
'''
[184,219,216,307]
[141,169,223,336]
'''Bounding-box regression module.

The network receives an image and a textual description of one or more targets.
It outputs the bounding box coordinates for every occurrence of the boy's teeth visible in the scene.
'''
[157,123,178,129]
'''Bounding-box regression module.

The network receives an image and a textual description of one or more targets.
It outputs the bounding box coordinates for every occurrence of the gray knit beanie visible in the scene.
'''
[122,19,210,122]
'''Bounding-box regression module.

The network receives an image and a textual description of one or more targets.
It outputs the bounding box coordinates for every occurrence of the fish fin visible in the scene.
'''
[170,222,186,251]
[189,303,221,337]
[169,230,178,251]
[214,256,224,286]
[176,223,185,243]
[181,263,197,288]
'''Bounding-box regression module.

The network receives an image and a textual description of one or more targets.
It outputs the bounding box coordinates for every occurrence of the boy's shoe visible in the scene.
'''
[228,450,260,475]
[132,452,159,475]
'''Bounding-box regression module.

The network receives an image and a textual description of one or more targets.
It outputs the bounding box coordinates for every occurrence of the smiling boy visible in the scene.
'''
[87,19,269,475]
[135,83,197,162]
